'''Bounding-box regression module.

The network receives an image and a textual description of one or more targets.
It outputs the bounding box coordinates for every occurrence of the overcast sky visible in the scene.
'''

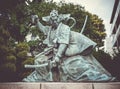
[53,0,115,36]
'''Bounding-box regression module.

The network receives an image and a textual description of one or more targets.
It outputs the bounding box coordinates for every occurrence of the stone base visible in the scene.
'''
[0,82,120,89]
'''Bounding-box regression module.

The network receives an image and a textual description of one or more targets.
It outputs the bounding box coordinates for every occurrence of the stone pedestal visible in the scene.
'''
[0,83,120,89]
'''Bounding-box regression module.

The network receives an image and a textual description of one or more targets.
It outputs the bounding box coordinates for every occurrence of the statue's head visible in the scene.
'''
[50,10,59,21]
[42,9,76,28]
[49,10,60,27]
[42,10,59,24]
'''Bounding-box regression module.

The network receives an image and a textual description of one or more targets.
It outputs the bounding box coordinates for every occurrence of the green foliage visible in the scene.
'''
[0,25,17,82]
[86,14,105,46]
[0,63,16,73]
[28,40,40,47]
[0,45,9,56]
[17,51,28,59]
[6,55,16,63]
[16,42,30,52]
[21,58,34,67]
[0,0,30,82]
[15,42,34,80]
[8,48,16,55]
[5,1,31,42]
[0,26,10,45]
[1,29,10,39]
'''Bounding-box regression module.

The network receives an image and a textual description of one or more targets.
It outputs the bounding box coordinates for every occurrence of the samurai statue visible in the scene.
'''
[23,10,115,82]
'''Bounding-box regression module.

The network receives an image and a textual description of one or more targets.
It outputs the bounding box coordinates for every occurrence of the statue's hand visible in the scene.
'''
[54,56,60,63]
[52,56,60,67]
[31,15,39,24]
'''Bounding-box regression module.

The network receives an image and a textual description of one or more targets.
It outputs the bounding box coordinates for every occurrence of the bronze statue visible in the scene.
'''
[23,10,115,82]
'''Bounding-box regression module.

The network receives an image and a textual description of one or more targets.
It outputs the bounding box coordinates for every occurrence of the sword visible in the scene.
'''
[80,15,88,33]
[24,60,55,68]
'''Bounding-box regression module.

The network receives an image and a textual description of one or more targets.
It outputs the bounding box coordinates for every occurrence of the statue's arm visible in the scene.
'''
[56,44,67,58]
[54,25,70,62]
[36,19,49,35]
[54,43,67,63]
[32,15,49,35]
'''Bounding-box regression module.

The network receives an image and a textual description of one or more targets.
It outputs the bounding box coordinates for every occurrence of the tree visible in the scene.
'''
[0,25,16,82]
[84,14,106,46]
[0,0,34,82]
[15,42,34,80]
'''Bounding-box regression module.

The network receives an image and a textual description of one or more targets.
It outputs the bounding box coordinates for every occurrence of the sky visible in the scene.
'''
[53,0,115,36]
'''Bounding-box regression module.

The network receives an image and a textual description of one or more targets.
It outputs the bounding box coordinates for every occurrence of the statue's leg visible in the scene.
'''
[60,55,115,82]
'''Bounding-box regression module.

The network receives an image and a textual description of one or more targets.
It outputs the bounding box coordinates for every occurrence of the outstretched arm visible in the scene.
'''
[31,15,49,35]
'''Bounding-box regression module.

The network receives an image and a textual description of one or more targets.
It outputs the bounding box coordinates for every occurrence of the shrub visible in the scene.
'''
[17,51,28,59]
[0,63,16,73]
[6,55,16,63]
[22,58,34,66]
[8,48,16,55]
[0,45,9,55]
[16,42,30,52]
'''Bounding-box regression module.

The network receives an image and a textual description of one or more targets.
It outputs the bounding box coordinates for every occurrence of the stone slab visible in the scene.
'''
[0,82,120,89]
[93,83,120,89]
[41,83,92,89]
[0,83,40,89]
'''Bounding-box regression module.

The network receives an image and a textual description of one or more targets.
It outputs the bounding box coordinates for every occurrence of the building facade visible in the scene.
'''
[107,0,120,56]
[110,0,120,52]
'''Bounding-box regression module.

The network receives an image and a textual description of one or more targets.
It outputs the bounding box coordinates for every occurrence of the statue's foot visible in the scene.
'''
[22,71,40,82]
[22,78,30,82]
